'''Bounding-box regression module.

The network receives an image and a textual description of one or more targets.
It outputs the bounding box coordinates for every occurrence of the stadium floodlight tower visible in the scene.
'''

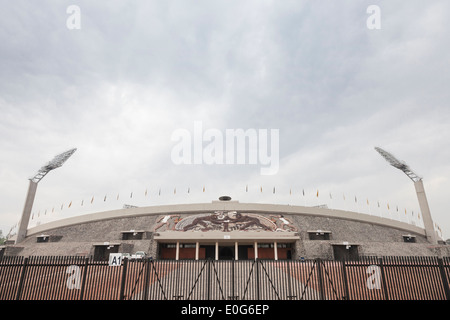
[15,148,77,244]
[375,147,438,244]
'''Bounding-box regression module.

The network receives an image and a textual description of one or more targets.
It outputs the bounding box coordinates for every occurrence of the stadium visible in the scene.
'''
[1,147,449,260]
[1,147,450,302]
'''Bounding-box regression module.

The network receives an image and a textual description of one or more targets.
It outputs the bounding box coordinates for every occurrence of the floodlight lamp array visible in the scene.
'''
[30,148,77,183]
[374,147,421,182]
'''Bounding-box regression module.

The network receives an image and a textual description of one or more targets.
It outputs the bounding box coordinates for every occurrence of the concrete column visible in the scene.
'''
[235,242,238,260]
[16,180,38,244]
[414,180,438,244]
[254,241,258,260]
[215,242,219,261]
[195,242,199,260]
[274,241,278,261]
[175,241,180,260]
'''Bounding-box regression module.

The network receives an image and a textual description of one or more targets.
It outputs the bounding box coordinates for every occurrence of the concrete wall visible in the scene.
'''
[4,203,450,259]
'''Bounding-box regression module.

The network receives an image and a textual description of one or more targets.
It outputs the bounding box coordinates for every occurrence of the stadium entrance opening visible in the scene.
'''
[158,241,294,260]
[219,245,234,260]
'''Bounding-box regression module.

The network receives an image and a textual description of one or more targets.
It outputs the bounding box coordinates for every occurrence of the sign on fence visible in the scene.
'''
[109,253,122,266]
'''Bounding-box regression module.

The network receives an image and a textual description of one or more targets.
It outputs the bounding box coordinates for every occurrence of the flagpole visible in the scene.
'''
[329,192,333,210]
[377,202,382,218]
[316,190,319,207]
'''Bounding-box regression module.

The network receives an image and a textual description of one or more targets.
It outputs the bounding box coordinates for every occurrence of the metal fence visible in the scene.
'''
[0,256,449,300]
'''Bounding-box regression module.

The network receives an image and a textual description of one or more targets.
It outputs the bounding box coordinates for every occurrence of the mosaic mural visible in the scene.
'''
[154,212,296,232]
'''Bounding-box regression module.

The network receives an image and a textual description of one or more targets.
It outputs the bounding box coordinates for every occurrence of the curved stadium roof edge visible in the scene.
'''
[25,200,426,238]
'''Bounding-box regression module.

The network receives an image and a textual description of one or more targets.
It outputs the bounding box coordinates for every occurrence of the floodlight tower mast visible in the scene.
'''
[15,148,77,244]
[375,147,438,244]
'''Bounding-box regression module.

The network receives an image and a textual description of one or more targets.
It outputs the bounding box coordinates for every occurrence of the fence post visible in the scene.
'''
[142,258,151,300]
[207,259,211,300]
[119,258,128,300]
[341,259,350,300]
[15,257,29,300]
[79,257,89,300]
[286,260,294,300]
[378,257,389,300]
[256,259,260,300]
[316,258,324,300]
[231,259,235,300]
[437,258,450,300]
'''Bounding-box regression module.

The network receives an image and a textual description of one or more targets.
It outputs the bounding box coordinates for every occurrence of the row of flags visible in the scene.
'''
[7,184,444,239]
[248,186,423,219]
[30,186,207,220]
[27,185,424,221]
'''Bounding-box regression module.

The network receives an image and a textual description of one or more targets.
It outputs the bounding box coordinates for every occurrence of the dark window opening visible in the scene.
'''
[201,245,216,260]
[36,236,50,243]
[333,245,359,261]
[238,245,252,260]
[122,232,144,240]
[403,236,416,243]
[308,231,331,240]
[93,245,119,261]
[219,246,234,260]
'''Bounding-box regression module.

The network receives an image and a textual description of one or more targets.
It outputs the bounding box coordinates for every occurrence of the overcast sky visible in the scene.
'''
[1,1,449,240]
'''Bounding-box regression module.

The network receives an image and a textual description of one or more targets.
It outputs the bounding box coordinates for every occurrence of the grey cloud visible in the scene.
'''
[1,1,449,239]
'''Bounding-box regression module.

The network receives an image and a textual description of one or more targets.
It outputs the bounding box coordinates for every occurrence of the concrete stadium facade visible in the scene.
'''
[2,199,449,260]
